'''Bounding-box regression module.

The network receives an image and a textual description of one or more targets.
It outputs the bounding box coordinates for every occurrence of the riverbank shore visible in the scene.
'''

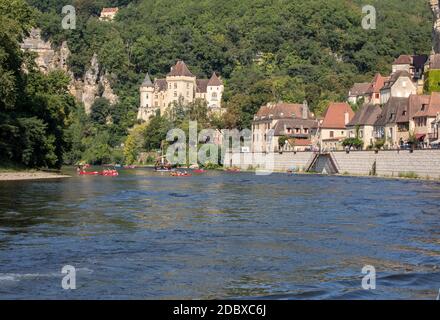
[0,171,70,181]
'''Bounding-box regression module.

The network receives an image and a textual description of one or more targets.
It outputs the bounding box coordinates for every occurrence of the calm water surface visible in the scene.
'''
[0,168,439,299]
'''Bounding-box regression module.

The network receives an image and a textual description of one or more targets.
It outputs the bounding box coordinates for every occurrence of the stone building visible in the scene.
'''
[251,102,318,152]
[380,71,417,105]
[413,92,440,146]
[319,102,354,151]
[346,104,382,149]
[138,61,224,121]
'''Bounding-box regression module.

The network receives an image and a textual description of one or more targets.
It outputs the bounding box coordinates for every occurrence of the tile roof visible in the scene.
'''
[141,73,153,87]
[381,71,412,90]
[207,72,223,86]
[366,73,387,94]
[154,79,167,92]
[321,102,354,129]
[288,138,312,147]
[272,119,319,136]
[347,103,382,126]
[414,92,440,118]
[255,103,314,120]
[375,97,408,126]
[196,79,209,93]
[349,82,370,96]
[397,94,431,123]
[392,55,412,65]
[167,60,195,77]
[101,7,119,13]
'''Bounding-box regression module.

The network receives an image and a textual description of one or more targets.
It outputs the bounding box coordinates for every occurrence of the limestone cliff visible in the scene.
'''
[21,29,118,113]
[431,0,440,53]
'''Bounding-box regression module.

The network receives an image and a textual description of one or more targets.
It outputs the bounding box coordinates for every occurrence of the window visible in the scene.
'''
[375,93,380,99]
[174,91,177,97]
[295,128,300,134]
[212,92,217,99]
[155,94,158,99]
[304,128,309,134]
[402,110,407,116]
[187,83,190,89]
[330,131,334,138]
[187,91,190,97]
[174,83,177,89]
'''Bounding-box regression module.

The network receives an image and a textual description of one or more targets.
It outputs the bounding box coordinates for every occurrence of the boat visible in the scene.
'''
[170,171,192,177]
[225,167,241,173]
[78,171,99,176]
[193,169,206,173]
[99,170,119,176]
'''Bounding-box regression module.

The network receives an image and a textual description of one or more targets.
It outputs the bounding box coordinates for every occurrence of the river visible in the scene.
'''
[0,168,439,299]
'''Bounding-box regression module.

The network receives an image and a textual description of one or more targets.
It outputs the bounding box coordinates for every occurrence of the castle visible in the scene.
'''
[137,60,224,121]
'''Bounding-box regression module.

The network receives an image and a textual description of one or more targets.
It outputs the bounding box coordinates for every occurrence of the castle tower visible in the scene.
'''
[138,73,155,121]
[165,60,197,109]
[206,72,224,109]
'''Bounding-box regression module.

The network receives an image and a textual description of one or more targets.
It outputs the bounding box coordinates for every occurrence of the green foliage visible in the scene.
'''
[342,137,363,149]
[0,0,75,168]
[374,138,385,150]
[424,70,440,93]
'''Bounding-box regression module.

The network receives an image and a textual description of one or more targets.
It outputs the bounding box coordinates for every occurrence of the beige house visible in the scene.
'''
[413,92,440,147]
[138,61,224,121]
[346,104,382,149]
[380,71,417,105]
[319,102,354,151]
[252,102,318,152]
[374,97,409,148]
[99,8,119,21]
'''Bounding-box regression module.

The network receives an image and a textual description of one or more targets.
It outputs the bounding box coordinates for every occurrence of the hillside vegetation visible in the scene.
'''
[1,0,433,166]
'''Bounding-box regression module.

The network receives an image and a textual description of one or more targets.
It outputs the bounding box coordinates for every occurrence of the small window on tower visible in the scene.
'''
[174,83,177,89]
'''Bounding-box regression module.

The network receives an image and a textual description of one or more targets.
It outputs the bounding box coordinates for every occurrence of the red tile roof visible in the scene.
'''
[167,60,195,77]
[414,92,440,118]
[392,55,412,65]
[101,7,119,13]
[367,73,387,94]
[289,139,312,147]
[321,102,354,129]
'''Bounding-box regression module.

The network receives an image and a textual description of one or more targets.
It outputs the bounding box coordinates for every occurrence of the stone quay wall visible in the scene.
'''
[224,150,440,179]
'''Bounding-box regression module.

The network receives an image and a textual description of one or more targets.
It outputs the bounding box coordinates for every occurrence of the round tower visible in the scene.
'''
[138,73,155,121]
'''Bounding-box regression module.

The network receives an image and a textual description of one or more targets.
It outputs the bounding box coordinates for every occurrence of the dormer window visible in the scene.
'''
[402,110,407,116]
[421,104,427,111]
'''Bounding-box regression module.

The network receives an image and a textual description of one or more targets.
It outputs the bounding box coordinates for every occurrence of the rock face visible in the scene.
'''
[21,28,118,113]
[431,0,440,53]
[70,54,119,113]
[21,28,69,73]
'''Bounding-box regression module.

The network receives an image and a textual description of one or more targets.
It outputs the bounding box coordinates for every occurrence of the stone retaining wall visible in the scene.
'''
[224,150,440,179]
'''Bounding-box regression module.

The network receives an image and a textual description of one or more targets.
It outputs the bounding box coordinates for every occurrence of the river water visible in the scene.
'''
[0,168,439,299]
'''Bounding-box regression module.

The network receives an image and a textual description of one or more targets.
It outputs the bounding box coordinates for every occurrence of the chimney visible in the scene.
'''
[302,100,309,119]
[344,111,350,125]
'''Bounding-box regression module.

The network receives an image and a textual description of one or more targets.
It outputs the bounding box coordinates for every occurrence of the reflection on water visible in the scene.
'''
[0,168,439,299]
